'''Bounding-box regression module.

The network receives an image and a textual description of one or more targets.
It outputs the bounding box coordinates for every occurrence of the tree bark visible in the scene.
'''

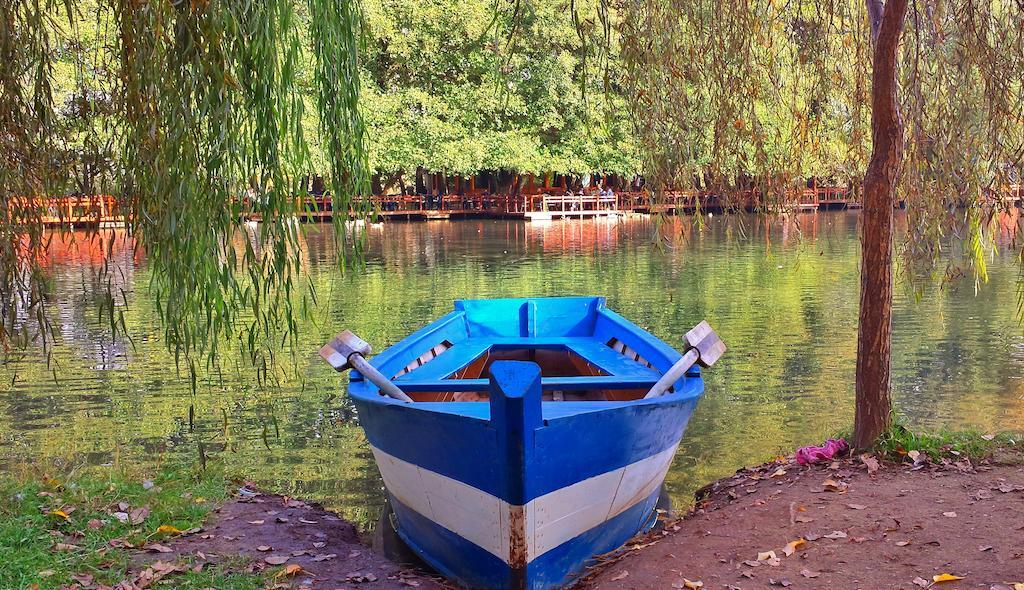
[854,0,908,450]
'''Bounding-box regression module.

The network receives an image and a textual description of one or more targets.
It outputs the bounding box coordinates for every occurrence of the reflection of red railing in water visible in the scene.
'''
[34,228,141,268]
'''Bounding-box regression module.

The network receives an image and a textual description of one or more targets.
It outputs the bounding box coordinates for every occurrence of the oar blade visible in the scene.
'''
[685,320,726,367]
[320,330,372,372]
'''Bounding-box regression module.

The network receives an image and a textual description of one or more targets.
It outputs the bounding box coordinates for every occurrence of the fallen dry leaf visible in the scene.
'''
[800,569,820,578]
[860,454,880,474]
[155,524,182,536]
[312,553,338,562]
[129,506,150,525]
[822,478,848,493]
[782,539,805,557]
[932,573,965,583]
[610,570,629,581]
[147,543,173,553]
[274,564,304,578]
[757,551,778,561]
[847,503,867,510]
[823,531,847,540]
[256,545,272,552]
[942,511,957,518]
[768,577,792,587]
[48,510,70,521]
[248,520,265,525]
[70,573,94,586]
[912,577,930,588]
[53,542,80,552]
[264,555,289,565]
[896,540,912,547]
[299,518,318,524]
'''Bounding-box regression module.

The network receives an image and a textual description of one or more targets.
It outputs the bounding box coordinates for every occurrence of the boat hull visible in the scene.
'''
[353,362,701,589]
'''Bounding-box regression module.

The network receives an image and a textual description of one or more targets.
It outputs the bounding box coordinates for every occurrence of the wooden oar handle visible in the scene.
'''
[643,348,700,399]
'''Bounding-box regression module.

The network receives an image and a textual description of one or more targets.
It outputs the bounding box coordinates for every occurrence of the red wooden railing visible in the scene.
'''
[28,183,1024,226]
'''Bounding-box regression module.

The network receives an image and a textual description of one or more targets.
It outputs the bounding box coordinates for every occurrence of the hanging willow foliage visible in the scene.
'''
[0,0,366,379]
[615,0,1023,285]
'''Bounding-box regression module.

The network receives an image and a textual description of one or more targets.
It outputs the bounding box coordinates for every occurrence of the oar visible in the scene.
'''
[643,320,726,399]
[320,330,414,403]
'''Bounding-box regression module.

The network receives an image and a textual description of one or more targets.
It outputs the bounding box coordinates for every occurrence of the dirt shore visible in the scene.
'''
[149,488,444,589]
[129,450,1024,589]
[578,451,1024,590]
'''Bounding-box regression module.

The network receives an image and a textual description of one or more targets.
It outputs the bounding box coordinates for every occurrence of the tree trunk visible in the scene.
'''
[854,0,908,449]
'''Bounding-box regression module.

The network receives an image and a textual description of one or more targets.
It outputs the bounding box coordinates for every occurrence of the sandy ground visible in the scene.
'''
[577,452,1024,590]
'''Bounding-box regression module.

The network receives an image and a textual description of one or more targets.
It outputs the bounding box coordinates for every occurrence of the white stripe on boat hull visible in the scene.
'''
[370,443,679,565]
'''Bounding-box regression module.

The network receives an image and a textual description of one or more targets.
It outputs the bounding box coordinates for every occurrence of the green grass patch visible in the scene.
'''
[0,462,266,590]
[873,424,1021,462]
[840,418,1024,463]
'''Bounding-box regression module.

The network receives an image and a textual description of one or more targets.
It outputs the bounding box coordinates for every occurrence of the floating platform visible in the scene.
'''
[524,209,624,221]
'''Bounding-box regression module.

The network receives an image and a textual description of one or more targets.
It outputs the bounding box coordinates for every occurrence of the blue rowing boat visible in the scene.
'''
[321,297,724,589]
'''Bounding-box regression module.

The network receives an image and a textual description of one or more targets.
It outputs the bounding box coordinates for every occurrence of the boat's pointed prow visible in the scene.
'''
[488,361,543,587]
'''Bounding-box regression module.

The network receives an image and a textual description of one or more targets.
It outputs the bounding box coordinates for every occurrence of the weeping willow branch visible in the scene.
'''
[0,0,65,356]
[614,0,1024,291]
[1,0,368,382]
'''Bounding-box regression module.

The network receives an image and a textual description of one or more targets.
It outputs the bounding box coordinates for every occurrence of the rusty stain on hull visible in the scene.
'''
[508,503,527,588]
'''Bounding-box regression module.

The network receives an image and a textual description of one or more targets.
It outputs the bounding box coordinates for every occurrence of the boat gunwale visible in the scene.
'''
[346,297,704,419]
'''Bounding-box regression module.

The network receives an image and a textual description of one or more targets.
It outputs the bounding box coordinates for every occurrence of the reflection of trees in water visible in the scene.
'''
[2,212,1022,518]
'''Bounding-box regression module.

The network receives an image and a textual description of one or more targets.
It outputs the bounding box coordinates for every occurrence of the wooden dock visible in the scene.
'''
[13,195,125,228]
[28,184,1022,227]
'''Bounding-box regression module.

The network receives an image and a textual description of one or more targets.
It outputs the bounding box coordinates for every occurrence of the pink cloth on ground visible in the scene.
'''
[795,438,849,465]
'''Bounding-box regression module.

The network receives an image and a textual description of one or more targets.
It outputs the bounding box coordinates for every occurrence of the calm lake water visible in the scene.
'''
[2,211,1022,527]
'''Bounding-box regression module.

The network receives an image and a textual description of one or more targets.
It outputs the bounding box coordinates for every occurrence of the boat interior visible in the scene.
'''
[392,341,659,402]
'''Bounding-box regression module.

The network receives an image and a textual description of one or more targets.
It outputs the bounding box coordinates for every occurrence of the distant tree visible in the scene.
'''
[616,0,1023,446]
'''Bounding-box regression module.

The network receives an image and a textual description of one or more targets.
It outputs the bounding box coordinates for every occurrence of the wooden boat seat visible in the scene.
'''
[391,337,663,402]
